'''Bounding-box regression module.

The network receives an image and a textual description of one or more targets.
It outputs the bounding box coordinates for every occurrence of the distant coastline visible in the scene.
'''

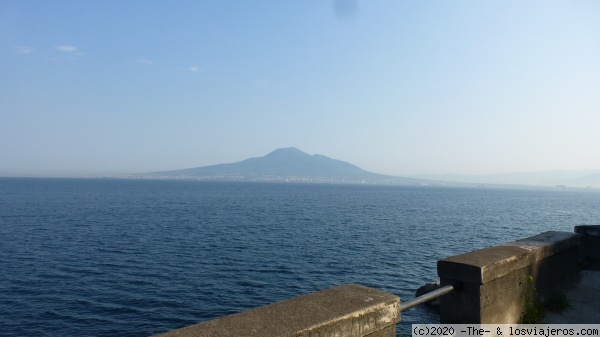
[113,147,600,190]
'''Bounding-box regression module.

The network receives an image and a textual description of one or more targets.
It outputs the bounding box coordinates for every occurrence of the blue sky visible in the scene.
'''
[1,0,599,177]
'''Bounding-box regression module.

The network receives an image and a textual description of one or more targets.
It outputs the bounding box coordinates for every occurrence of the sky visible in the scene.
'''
[1,0,599,177]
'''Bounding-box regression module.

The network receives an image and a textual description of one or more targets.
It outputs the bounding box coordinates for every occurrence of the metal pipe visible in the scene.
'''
[400,284,455,312]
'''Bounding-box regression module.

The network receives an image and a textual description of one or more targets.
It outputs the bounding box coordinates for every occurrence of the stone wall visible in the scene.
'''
[575,225,600,266]
[437,231,581,324]
[152,284,400,337]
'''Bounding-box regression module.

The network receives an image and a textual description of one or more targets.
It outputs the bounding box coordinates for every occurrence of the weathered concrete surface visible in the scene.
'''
[438,232,581,285]
[438,245,530,285]
[504,232,582,295]
[505,231,581,257]
[438,231,581,324]
[544,270,600,323]
[153,284,400,337]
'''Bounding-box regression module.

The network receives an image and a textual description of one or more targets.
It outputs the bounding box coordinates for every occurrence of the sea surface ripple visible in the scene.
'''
[1,178,599,336]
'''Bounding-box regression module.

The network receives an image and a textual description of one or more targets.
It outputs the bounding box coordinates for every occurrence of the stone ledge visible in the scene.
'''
[503,231,581,255]
[575,225,600,266]
[153,284,400,337]
[438,231,581,284]
[574,225,600,235]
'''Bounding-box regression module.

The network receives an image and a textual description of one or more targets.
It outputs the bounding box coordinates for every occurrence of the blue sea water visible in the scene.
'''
[1,178,599,337]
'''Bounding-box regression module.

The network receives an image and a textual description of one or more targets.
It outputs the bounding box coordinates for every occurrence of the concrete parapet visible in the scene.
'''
[574,225,600,266]
[153,284,400,337]
[437,231,581,324]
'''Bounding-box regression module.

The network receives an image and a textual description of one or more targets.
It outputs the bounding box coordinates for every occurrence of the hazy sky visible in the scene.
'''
[2,1,599,177]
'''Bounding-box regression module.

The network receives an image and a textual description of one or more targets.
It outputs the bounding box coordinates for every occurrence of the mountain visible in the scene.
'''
[142,147,421,184]
[413,170,600,188]
[566,173,600,188]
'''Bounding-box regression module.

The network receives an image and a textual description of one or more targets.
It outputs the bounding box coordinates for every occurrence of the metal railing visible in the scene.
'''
[400,283,459,312]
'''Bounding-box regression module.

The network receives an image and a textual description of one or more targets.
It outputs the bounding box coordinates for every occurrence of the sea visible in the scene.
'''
[1,178,599,337]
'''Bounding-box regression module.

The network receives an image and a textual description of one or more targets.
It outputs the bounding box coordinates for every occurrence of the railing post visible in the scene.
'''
[437,231,581,324]
[400,284,456,312]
